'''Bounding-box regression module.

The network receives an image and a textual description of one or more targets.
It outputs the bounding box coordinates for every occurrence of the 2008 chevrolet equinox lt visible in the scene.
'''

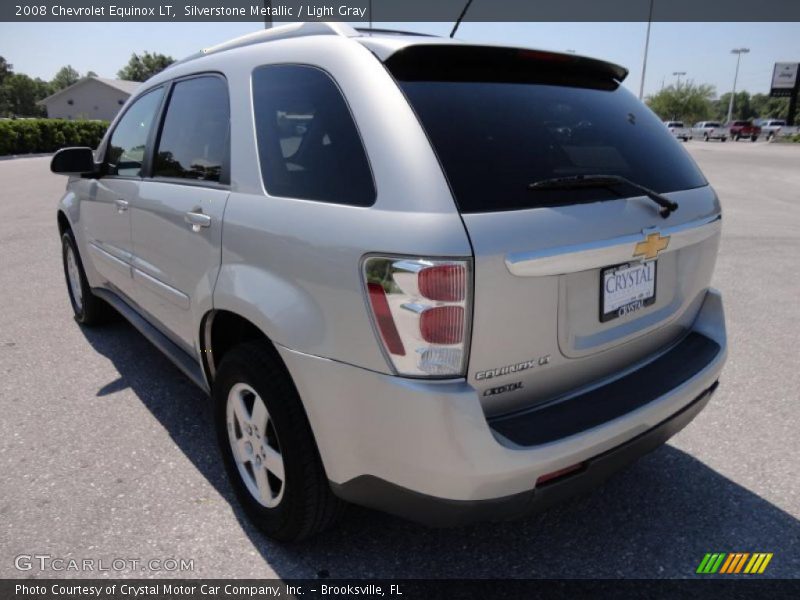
[52,23,727,541]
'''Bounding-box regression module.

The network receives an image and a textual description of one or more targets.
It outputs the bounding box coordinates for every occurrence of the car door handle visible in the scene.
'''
[115,199,129,213]
[184,210,211,232]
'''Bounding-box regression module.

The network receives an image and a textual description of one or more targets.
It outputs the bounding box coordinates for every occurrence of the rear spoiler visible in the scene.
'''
[383,44,628,91]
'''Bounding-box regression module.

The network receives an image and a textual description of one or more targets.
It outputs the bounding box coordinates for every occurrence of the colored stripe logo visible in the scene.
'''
[696,553,773,574]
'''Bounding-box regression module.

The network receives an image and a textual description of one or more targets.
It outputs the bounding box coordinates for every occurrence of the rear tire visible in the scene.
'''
[704,133,709,142]
[61,230,112,326]
[213,341,345,541]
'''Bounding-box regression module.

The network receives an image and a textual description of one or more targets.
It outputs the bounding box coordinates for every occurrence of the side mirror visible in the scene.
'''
[50,147,97,176]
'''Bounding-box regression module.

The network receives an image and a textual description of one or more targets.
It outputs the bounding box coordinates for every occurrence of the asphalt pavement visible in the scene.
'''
[0,141,798,579]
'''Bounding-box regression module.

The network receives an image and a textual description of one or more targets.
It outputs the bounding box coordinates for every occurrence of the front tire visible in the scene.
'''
[213,341,345,541]
[61,230,112,325]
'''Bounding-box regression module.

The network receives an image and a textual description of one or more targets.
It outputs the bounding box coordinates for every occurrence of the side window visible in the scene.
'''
[154,76,230,183]
[252,65,375,206]
[106,88,164,177]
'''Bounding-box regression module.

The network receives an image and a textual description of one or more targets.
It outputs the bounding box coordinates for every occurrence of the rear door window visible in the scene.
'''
[391,49,707,213]
[153,75,230,183]
[251,65,375,206]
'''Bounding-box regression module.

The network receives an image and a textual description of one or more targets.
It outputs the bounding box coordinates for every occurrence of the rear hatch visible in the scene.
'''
[385,45,722,416]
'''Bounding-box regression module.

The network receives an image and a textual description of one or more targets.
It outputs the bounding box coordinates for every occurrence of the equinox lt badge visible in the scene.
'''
[475,355,551,381]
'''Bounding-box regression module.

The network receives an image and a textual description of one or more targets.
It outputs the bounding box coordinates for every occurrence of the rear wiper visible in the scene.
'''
[528,174,679,218]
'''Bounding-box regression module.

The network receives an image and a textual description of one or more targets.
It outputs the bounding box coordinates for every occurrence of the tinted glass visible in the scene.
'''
[705,122,721,127]
[154,76,229,183]
[106,87,163,177]
[399,80,707,213]
[252,65,375,206]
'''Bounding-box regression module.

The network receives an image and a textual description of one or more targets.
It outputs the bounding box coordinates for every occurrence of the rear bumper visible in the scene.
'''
[278,288,726,524]
[331,383,717,527]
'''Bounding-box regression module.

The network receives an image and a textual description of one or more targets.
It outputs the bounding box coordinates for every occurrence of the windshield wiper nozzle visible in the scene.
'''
[528,174,679,218]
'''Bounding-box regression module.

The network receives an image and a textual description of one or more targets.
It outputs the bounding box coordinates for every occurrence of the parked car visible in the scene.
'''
[664,121,691,141]
[692,121,727,142]
[759,119,796,141]
[727,120,761,142]
[51,22,727,541]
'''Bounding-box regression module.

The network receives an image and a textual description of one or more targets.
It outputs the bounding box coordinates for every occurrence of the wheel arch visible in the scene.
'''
[201,309,286,386]
[57,209,71,235]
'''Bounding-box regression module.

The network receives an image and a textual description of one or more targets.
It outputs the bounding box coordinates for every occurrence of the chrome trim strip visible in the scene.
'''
[505,214,721,277]
[132,268,191,310]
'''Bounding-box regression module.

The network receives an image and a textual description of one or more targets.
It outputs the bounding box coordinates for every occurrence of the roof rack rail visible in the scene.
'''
[354,27,438,37]
[172,22,359,67]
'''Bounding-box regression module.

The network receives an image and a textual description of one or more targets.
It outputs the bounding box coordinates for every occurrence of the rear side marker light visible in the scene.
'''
[367,282,406,356]
[363,257,472,378]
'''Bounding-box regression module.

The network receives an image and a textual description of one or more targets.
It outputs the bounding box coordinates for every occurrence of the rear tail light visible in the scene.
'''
[362,257,472,377]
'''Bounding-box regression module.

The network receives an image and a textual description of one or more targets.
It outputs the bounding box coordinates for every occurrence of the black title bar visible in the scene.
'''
[3,0,800,22]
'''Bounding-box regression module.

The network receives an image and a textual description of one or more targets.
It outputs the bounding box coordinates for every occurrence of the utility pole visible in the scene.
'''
[638,0,655,100]
[726,48,750,123]
[673,71,686,86]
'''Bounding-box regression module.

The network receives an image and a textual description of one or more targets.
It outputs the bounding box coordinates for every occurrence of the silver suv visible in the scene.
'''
[52,23,727,541]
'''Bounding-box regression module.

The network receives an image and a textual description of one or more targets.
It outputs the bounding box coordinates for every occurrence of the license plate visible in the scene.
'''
[600,261,657,322]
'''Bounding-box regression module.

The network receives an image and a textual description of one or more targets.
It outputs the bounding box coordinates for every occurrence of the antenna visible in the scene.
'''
[450,0,474,38]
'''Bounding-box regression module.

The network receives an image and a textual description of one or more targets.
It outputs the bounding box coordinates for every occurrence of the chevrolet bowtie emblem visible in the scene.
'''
[633,231,670,260]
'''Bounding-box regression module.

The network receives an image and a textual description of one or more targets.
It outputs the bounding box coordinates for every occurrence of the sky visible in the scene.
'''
[1,21,797,98]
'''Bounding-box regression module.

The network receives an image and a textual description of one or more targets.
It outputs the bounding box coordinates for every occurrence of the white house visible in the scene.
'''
[38,76,140,121]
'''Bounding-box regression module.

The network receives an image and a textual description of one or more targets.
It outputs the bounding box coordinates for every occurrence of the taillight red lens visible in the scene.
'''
[367,283,406,356]
[420,306,464,345]
[418,264,466,302]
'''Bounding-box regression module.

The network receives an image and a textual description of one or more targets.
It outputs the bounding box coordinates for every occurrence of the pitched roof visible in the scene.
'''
[92,77,140,95]
[37,76,140,105]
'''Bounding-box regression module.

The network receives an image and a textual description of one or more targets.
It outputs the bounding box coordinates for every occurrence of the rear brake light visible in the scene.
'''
[418,264,466,301]
[363,257,472,377]
[420,306,465,344]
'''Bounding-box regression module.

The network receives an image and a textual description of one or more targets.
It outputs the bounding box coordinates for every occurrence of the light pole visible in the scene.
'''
[638,0,655,100]
[726,48,750,123]
[673,71,687,86]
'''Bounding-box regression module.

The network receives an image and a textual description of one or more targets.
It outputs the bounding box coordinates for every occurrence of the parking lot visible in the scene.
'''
[0,141,798,579]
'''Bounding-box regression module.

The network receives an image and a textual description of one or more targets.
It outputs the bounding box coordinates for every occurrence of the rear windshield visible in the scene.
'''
[666,121,684,127]
[392,57,706,213]
[704,122,721,127]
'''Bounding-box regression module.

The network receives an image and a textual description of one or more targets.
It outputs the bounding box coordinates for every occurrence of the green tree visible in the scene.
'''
[713,91,757,122]
[86,70,98,78]
[0,56,12,85]
[1,73,49,117]
[646,81,716,124]
[117,51,175,82]
[51,65,80,91]
[749,93,790,120]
